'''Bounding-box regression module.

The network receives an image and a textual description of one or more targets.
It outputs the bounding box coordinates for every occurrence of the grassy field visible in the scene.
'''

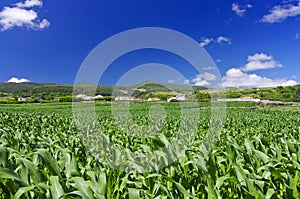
[0,103,299,198]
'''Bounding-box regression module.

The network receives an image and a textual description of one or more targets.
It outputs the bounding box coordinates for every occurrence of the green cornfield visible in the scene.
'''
[0,103,299,198]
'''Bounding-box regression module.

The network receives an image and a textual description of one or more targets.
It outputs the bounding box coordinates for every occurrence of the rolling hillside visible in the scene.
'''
[0,81,299,102]
[0,81,206,100]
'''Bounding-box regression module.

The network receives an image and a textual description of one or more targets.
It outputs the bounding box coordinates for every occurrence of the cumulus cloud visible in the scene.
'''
[200,36,231,47]
[242,53,282,71]
[7,77,30,83]
[261,1,300,23]
[232,3,252,16]
[183,79,190,84]
[200,38,214,47]
[0,0,49,31]
[222,52,296,88]
[222,68,297,87]
[216,36,231,45]
[167,77,190,85]
[15,0,42,8]
[194,80,210,86]
[191,72,217,86]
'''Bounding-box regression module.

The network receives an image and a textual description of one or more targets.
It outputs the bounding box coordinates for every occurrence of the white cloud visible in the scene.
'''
[216,36,231,45]
[261,1,300,23]
[194,80,210,86]
[232,3,246,16]
[183,79,190,84]
[0,0,49,31]
[38,19,50,29]
[15,0,42,8]
[202,72,217,81]
[225,68,244,78]
[200,36,231,47]
[242,53,282,71]
[7,77,30,83]
[232,3,252,16]
[168,78,190,85]
[200,38,213,47]
[192,72,217,86]
[203,66,216,71]
[222,68,297,87]
[223,52,296,88]
[282,0,297,3]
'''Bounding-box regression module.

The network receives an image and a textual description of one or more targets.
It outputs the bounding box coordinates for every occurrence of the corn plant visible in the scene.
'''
[0,103,299,198]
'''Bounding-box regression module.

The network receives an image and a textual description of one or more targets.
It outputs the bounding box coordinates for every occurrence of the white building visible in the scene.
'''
[176,94,186,101]
[147,98,160,101]
[167,97,177,102]
[115,96,131,101]
[76,94,103,101]
[18,97,27,102]
[167,94,187,102]
[216,97,260,102]
[76,94,91,101]
[93,95,104,100]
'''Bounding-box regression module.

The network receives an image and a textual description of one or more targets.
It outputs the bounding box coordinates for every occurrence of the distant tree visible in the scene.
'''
[132,90,146,98]
[295,86,300,102]
[196,92,210,102]
[150,93,174,101]
[276,86,284,92]
[103,96,115,101]
[59,96,73,102]
[226,91,242,98]
[26,98,39,103]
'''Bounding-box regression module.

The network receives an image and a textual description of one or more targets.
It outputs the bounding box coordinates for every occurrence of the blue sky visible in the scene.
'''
[0,0,299,87]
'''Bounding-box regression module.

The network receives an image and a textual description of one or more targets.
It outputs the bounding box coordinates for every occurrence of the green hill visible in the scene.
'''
[0,81,206,100]
[0,82,73,99]
[0,81,299,102]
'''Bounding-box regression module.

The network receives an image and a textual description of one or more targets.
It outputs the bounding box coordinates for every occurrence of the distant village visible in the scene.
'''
[16,94,188,102]
[15,94,300,106]
[1,82,299,105]
[216,97,300,106]
[75,94,188,102]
